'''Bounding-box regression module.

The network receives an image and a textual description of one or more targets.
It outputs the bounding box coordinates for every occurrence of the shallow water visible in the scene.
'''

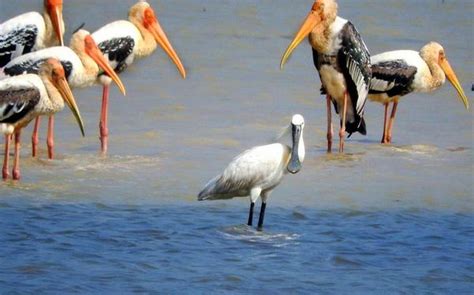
[1,0,473,293]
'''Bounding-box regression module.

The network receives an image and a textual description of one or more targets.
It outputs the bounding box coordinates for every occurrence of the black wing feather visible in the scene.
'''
[98,37,135,74]
[0,25,38,68]
[369,60,417,97]
[0,88,40,124]
[4,59,73,80]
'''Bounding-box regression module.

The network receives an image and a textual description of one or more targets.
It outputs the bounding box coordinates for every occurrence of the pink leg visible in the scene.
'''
[12,131,21,180]
[339,92,348,153]
[47,115,55,159]
[31,117,41,157]
[99,84,110,155]
[326,95,333,153]
[381,103,389,144]
[387,100,399,144]
[3,134,11,180]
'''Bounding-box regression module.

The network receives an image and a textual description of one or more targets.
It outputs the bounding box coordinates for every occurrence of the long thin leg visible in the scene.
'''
[339,91,348,153]
[47,115,55,159]
[247,202,255,226]
[3,134,11,180]
[99,84,110,155]
[381,103,389,144]
[31,117,41,157]
[12,131,21,180]
[387,100,399,144]
[257,202,267,231]
[326,95,333,153]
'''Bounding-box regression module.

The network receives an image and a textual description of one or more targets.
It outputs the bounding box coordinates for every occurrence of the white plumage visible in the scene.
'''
[198,114,305,229]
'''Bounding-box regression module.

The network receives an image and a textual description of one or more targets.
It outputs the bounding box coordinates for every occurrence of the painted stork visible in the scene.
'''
[1,29,126,159]
[91,0,186,154]
[0,0,65,68]
[280,0,371,153]
[369,42,470,144]
[1,59,84,180]
[198,114,305,230]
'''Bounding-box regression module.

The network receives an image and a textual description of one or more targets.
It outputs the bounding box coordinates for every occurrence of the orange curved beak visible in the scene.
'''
[85,36,127,96]
[145,8,186,79]
[439,58,469,109]
[54,76,85,136]
[46,0,64,46]
[280,5,322,69]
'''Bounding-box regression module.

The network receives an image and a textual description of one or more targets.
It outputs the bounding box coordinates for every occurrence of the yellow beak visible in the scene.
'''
[49,4,64,46]
[87,38,127,96]
[280,10,321,69]
[149,21,186,79]
[440,58,470,109]
[55,77,85,136]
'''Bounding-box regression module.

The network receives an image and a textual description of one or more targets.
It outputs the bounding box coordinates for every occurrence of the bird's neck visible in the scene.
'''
[76,51,100,87]
[40,77,64,113]
[42,11,62,47]
[309,15,342,54]
[130,19,157,57]
[424,59,445,90]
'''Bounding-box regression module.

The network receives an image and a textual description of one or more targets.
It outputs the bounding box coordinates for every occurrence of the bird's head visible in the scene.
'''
[129,0,186,79]
[40,58,85,137]
[287,114,305,174]
[70,30,127,96]
[280,0,338,69]
[44,0,65,46]
[421,42,469,110]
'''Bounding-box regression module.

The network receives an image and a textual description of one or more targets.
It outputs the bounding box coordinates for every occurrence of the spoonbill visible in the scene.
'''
[198,114,305,230]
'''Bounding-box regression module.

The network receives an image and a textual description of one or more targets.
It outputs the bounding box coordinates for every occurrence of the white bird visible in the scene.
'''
[280,0,371,153]
[369,42,470,143]
[1,29,126,159]
[91,0,186,154]
[1,59,84,180]
[0,0,65,68]
[198,114,306,230]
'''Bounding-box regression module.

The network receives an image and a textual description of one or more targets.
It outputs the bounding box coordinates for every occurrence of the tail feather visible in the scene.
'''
[346,116,366,138]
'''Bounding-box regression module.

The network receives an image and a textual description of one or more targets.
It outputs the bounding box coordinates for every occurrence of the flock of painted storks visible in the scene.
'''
[0,0,470,227]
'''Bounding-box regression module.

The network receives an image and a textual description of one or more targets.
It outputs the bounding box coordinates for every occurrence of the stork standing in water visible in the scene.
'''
[0,59,84,180]
[0,0,65,68]
[91,0,186,154]
[1,29,126,159]
[280,0,371,153]
[198,114,305,230]
[369,42,469,144]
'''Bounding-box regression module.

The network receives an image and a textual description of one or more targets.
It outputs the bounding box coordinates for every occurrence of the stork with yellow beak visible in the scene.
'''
[1,59,84,181]
[369,42,470,144]
[281,0,371,153]
[91,0,186,154]
[0,0,65,68]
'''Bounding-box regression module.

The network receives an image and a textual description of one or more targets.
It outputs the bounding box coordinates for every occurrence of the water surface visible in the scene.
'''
[0,0,473,293]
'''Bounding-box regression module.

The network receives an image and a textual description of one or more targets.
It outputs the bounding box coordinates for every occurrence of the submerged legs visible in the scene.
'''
[326,95,333,153]
[12,131,21,180]
[3,134,11,180]
[339,91,348,153]
[31,117,41,157]
[386,100,399,144]
[47,116,55,159]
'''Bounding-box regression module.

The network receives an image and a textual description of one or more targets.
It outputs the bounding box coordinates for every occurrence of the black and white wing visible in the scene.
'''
[2,57,73,80]
[0,83,40,124]
[97,37,135,74]
[0,12,44,68]
[370,59,417,97]
[338,21,371,116]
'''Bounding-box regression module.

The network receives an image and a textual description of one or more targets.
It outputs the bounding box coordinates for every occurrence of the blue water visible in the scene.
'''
[1,201,473,294]
[1,0,473,293]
